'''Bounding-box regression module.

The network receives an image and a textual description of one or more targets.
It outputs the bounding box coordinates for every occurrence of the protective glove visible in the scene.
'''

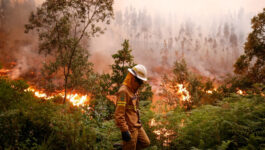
[122,131,131,141]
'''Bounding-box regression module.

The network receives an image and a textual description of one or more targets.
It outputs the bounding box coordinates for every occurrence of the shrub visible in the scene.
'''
[162,94,265,149]
[0,77,113,149]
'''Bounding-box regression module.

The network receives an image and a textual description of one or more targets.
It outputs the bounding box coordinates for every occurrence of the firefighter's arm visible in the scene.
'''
[115,92,129,132]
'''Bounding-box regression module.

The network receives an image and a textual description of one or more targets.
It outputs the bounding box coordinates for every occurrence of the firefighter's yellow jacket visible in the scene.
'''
[115,85,141,132]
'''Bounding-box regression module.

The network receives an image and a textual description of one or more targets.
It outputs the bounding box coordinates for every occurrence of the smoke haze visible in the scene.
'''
[90,0,264,79]
[0,0,264,83]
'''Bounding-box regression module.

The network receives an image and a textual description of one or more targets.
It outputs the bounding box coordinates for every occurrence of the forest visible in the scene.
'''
[0,0,264,149]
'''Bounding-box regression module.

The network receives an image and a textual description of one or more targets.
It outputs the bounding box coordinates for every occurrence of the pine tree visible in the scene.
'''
[110,39,135,94]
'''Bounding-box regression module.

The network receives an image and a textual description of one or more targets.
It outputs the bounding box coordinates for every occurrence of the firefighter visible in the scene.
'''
[115,64,150,150]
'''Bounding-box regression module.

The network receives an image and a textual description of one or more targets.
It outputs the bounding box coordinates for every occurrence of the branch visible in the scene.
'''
[65,1,100,78]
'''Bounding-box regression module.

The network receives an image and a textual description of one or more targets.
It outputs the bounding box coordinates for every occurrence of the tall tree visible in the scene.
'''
[25,0,114,103]
[234,8,265,83]
[110,39,135,94]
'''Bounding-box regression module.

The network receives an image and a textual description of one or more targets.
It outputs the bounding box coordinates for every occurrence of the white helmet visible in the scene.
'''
[128,64,148,81]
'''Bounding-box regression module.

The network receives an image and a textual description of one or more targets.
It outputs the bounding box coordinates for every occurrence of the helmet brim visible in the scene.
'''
[128,68,147,81]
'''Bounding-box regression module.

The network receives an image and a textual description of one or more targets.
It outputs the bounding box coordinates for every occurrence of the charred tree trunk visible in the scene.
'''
[63,75,68,104]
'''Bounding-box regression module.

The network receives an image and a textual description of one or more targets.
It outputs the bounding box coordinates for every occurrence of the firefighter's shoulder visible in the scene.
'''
[118,85,134,98]
[116,85,128,107]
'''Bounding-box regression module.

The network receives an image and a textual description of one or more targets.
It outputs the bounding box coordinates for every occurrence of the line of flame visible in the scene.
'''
[26,87,90,107]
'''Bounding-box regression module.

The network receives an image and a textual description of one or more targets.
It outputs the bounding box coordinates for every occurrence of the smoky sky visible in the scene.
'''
[0,0,264,82]
[89,0,264,80]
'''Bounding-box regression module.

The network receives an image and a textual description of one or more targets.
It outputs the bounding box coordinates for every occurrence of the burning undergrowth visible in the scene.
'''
[0,1,264,149]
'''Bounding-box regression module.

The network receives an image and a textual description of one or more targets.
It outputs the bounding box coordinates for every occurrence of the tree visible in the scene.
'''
[25,0,114,103]
[110,39,153,100]
[110,39,135,94]
[234,8,265,83]
[160,59,218,109]
[173,59,189,84]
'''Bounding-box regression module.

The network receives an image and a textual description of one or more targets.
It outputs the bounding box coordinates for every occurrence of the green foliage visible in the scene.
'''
[25,0,114,103]
[84,73,115,121]
[160,59,218,108]
[218,75,265,97]
[139,100,162,149]
[173,59,189,84]
[0,77,29,111]
[162,94,265,150]
[234,8,265,83]
[138,83,153,101]
[91,120,120,149]
[90,96,115,122]
[110,39,135,94]
[0,77,120,149]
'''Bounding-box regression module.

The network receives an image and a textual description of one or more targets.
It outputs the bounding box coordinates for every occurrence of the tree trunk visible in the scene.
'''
[63,75,68,104]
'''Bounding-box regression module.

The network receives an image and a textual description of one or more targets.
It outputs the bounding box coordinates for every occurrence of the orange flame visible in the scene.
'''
[206,88,217,94]
[149,118,175,146]
[0,69,11,75]
[67,94,90,107]
[26,87,49,98]
[206,90,213,94]
[26,87,90,107]
[237,90,244,95]
[163,82,191,102]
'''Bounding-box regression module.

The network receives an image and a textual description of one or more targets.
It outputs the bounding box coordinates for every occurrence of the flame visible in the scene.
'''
[176,84,190,101]
[206,88,216,94]
[0,69,11,75]
[237,90,244,95]
[150,118,157,127]
[206,90,213,94]
[149,118,175,146]
[163,82,191,102]
[67,94,90,107]
[26,86,90,107]
[26,87,49,98]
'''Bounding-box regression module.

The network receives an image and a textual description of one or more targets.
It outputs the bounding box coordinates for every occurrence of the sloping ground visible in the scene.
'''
[0,77,264,150]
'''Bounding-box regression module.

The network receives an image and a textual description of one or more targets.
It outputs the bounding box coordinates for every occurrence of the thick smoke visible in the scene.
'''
[89,0,264,86]
[0,0,264,86]
[0,0,40,79]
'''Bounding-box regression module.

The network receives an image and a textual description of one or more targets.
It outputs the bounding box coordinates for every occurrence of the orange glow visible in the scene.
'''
[26,87,49,98]
[150,118,158,127]
[149,118,175,146]
[163,82,191,103]
[67,93,90,107]
[176,84,190,101]
[26,87,90,106]
[0,69,11,75]
[206,90,213,94]
[206,88,216,94]
[237,90,244,95]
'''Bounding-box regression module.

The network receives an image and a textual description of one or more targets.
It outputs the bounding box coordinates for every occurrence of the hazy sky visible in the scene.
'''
[114,0,264,15]
[87,0,265,77]
[20,0,265,77]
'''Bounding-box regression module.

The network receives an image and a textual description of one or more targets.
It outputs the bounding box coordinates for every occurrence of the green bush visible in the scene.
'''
[0,77,117,149]
[0,77,30,111]
[164,94,265,149]
[139,100,162,149]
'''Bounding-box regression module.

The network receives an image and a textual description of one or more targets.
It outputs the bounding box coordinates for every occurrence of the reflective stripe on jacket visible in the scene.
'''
[115,85,141,132]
